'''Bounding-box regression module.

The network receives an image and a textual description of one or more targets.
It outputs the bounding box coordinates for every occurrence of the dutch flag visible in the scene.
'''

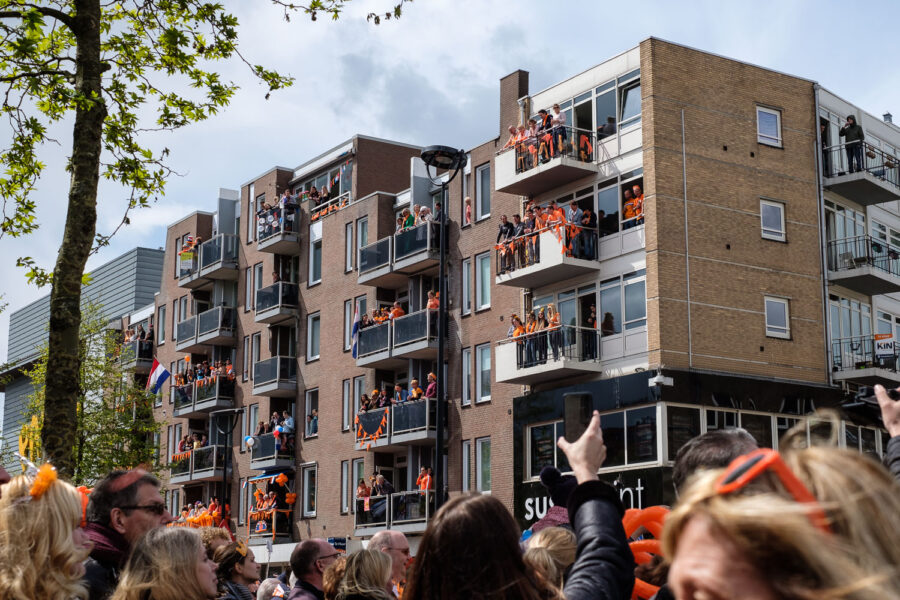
[351,306,361,359]
[146,359,170,394]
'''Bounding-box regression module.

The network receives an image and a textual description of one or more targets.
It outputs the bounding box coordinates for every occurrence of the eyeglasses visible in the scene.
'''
[715,448,830,533]
[386,547,411,556]
[118,503,168,516]
[317,552,340,562]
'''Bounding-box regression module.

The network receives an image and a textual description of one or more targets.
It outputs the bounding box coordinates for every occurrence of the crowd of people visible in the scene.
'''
[251,410,297,448]
[506,303,615,367]
[358,295,440,331]
[500,103,589,171]
[172,359,237,406]
[257,191,300,240]
[357,373,438,414]
[123,323,154,345]
[2,382,899,600]
[394,202,443,233]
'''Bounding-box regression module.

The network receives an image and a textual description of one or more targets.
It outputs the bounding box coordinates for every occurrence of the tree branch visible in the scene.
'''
[0,69,74,83]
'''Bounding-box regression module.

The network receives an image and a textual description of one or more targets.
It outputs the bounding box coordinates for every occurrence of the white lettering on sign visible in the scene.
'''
[618,478,645,509]
[524,496,555,521]
[523,478,647,521]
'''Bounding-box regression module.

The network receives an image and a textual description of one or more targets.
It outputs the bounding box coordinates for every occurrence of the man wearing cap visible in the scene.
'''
[424,372,438,399]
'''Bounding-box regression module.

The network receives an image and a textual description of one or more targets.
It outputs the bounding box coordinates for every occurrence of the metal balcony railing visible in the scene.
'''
[250,431,295,462]
[509,126,595,174]
[394,222,439,262]
[257,205,300,242]
[392,309,438,348]
[197,306,236,336]
[354,495,389,529]
[392,398,437,435]
[832,335,900,375]
[253,356,297,386]
[823,141,900,190]
[827,235,900,278]
[354,491,434,530]
[248,505,293,540]
[497,324,600,369]
[176,316,197,345]
[122,339,154,362]
[195,377,235,404]
[256,282,299,313]
[357,322,391,357]
[199,233,239,270]
[169,445,226,480]
[496,225,599,274]
[359,237,392,274]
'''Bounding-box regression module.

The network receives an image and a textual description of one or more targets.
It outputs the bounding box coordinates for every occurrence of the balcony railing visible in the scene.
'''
[394,222,439,263]
[121,339,154,371]
[169,445,227,483]
[248,505,293,541]
[827,235,900,277]
[509,126,595,174]
[250,431,295,471]
[500,324,600,369]
[256,282,299,313]
[178,249,199,280]
[355,495,389,530]
[496,225,599,274]
[823,142,900,205]
[310,191,352,219]
[198,306,236,337]
[831,334,900,385]
[359,237,392,275]
[253,356,297,386]
[176,316,197,346]
[172,383,194,411]
[355,399,437,449]
[258,205,300,243]
[392,398,437,436]
[196,377,235,404]
[199,233,239,271]
[357,321,392,357]
[354,490,434,532]
[392,309,438,349]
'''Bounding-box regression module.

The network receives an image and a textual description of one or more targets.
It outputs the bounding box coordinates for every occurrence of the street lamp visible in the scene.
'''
[420,145,467,511]
[211,407,244,528]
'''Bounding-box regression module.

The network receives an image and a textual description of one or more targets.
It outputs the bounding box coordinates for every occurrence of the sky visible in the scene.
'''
[1,0,900,364]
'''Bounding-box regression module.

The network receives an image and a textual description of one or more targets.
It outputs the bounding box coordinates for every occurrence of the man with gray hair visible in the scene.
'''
[369,530,410,597]
[671,428,759,495]
[288,538,339,600]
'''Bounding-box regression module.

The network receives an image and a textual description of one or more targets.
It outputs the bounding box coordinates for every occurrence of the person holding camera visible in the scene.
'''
[839,114,865,173]
[874,384,900,480]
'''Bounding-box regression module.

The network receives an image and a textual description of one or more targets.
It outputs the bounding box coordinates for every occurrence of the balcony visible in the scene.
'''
[169,445,227,485]
[250,431,295,471]
[494,127,597,196]
[831,335,900,386]
[255,282,299,325]
[357,223,441,287]
[354,490,434,537]
[826,235,900,295]
[121,339,154,373]
[495,326,604,385]
[257,206,301,254]
[355,398,437,451]
[197,306,237,345]
[198,234,239,280]
[823,142,900,206]
[247,506,293,545]
[178,248,203,289]
[392,309,438,360]
[495,228,601,289]
[252,356,297,397]
[359,237,404,288]
[356,322,404,369]
[172,377,235,418]
[175,316,201,352]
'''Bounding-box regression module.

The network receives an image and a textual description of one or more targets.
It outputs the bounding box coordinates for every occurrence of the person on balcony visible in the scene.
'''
[393,383,408,404]
[566,203,584,258]
[536,308,549,365]
[502,125,518,149]
[511,314,526,367]
[426,290,440,310]
[580,208,597,260]
[497,215,514,272]
[839,114,865,173]
[547,304,561,361]
[254,421,269,437]
[282,410,295,434]
[601,311,617,337]
[306,411,318,437]
[308,186,319,206]
[583,305,598,360]
[372,474,394,497]
[632,184,645,226]
[552,103,567,153]
[538,108,553,132]
[389,302,405,320]
[408,380,424,400]
[464,196,472,225]
[270,412,281,432]
[424,373,438,399]
[319,186,331,206]
[622,189,638,229]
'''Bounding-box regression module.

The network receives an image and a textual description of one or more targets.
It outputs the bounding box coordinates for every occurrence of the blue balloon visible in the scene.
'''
[275,425,284,433]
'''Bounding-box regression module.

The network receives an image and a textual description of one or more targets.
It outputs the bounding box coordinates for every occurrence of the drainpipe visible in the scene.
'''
[813,84,834,386]
[681,109,693,368]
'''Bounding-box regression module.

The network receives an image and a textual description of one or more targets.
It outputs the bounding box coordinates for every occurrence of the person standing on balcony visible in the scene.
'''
[497,215,514,272]
[840,114,865,173]
[502,125,518,149]
[393,383,408,404]
[464,196,473,225]
[424,373,438,399]
[632,184,645,226]
[389,302,405,320]
[622,189,637,229]
[566,203,584,258]
[409,380,424,400]
[552,103,568,154]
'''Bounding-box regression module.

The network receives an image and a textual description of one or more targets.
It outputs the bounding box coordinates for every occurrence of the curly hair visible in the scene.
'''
[0,473,89,600]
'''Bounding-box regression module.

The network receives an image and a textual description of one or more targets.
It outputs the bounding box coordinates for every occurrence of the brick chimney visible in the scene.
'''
[499,70,529,141]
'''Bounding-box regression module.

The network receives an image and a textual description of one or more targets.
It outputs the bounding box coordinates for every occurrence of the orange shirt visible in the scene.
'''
[427,298,440,309]
[549,313,560,329]
[513,325,526,338]
[390,307,405,319]
[416,473,433,490]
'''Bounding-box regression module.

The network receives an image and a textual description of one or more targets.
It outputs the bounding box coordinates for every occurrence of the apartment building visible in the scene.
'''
[152,37,896,557]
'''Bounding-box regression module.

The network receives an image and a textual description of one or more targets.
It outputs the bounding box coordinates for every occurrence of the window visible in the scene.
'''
[623,271,647,330]
[178,296,188,324]
[475,164,491,220]
[244,267,252,311]
[527,422,570,478]
[307,312,321,360]
[342,379,351,431]
[341,461,350,514]
[618,79,641,127]
[253,263,263,309]
[352,458,365,512]
[475,343,491,403]
[305,389,319,438]
[475,252,491,310]
[156,306,166,345]
[757,106,782,147]
[251,333,261,379]
[462,440,471,492]
[343,299,353,351]
[242,336,249,381]
[600,270,647,337]
[246,184,255,242]
[765,296,790,339]
[461,347,472,406]
[476,437,491,492]
[353,375,366,414]
[301,464,317,517]
[461,258,472,315]
[309,221,323,285]
[357,217,368,259]
[760,200,786,241]
[345,222,354,272]
[168,362,175,403]
[599,405,658,468]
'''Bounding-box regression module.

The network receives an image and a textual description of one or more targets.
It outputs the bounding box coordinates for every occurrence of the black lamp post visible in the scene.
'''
[211,407,244,528]
[420,145,467,511]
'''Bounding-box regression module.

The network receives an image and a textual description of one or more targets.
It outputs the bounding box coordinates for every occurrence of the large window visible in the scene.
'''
[343,299,353,351]
[765,296,790,339]
[307,312,321,360]
[246,183,255,242]
[353,375,366,414]
[757,106,782,147]
[305,389,319,438]
[760,199,786,242]
[475,164,491,221]
[461,347,472,406]
[475,252,491,310]
[309,221,323,285]
[461,440,471,492]
[599,270,647,337]
[345,222,354,272]
[352,458,365,512]
[461,258,472,315]
[618,77,641,128]
[244,267,252,310]
[341,461,350,514]
[301,464,317,517]
[253,263,263,309]
[475,343,491,403]
[526,422,570,479]
[476,437,491,492]
[342,379,351,431]
[357,217,368,260]
[598,405,658,469]
[250,333,261,377]
[156,306,166,345]
[242,336,249,382]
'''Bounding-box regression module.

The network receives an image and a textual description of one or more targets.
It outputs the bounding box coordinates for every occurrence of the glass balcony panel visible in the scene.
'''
[258,206,300,242]
[176,316,197,344]
[393,309,436,347]
[251,432,295,462]
[392,399,434,435]
[391,490,433,525]
[394,223,437,261]
[359,238,391,273]
[355,496,388,529]
[253,356,297,385]
[197,307,236,336]
[358,322,391,356]
[192,445,224,473]
[200,234,238,269]
[173,383,194,410]
[196,377,235,403]
[256,282,299,313]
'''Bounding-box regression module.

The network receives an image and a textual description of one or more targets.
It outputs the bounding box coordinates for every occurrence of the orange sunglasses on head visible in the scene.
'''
[715,448,831,534]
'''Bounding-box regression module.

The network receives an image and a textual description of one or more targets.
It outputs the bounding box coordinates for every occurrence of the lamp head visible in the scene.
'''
[420,145,467,171]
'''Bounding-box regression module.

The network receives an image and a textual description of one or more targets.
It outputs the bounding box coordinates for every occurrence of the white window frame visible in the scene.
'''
[342,379,351,431]
[475,343,491,403]
[461,347,472,406]
[475,252,491,311]
[357,217,368,259]
[476,437,491,493]
[343,299,353,351]
[757,106,783,147]
[246,183,255,242]
[461,257,472,315]
[237,478,246,525]
[760,199,786,242]
[462,440,471,492]
[156,306,166,345]
[253,263,263,309]
[309,221,323,286]
[305,389,319,439]
[345,222,354,272]
[475,163,491,221]
[250,333,261,379]
[340,461,350,514]
[244,267,252,311]
[307,312,321,361]
[353,375,366,414]
[242,336,249,382]
[765,296,791,339]
[352,458,365,513]
[301,464,317,518]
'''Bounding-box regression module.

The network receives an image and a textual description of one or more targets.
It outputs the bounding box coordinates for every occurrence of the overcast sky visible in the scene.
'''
[1,0,899,363]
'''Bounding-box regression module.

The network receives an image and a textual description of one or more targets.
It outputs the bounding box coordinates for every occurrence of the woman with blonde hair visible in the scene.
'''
[524,527,576,589]
[110,526,217,600]
[336,549,393,600]
[0,465,90,600]
[664,421,900,600]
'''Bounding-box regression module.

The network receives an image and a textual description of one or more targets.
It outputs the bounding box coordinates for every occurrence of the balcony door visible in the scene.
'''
[825,199,865,243]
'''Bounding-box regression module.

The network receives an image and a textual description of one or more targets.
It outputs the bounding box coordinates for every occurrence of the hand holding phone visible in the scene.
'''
[558,409,607,484]
[874,384,900,437]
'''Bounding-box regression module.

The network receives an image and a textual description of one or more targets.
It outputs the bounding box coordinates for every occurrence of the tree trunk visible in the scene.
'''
[43,0,106,477]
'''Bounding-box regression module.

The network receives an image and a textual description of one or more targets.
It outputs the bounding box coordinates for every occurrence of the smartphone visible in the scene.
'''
[563,392,593,443]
